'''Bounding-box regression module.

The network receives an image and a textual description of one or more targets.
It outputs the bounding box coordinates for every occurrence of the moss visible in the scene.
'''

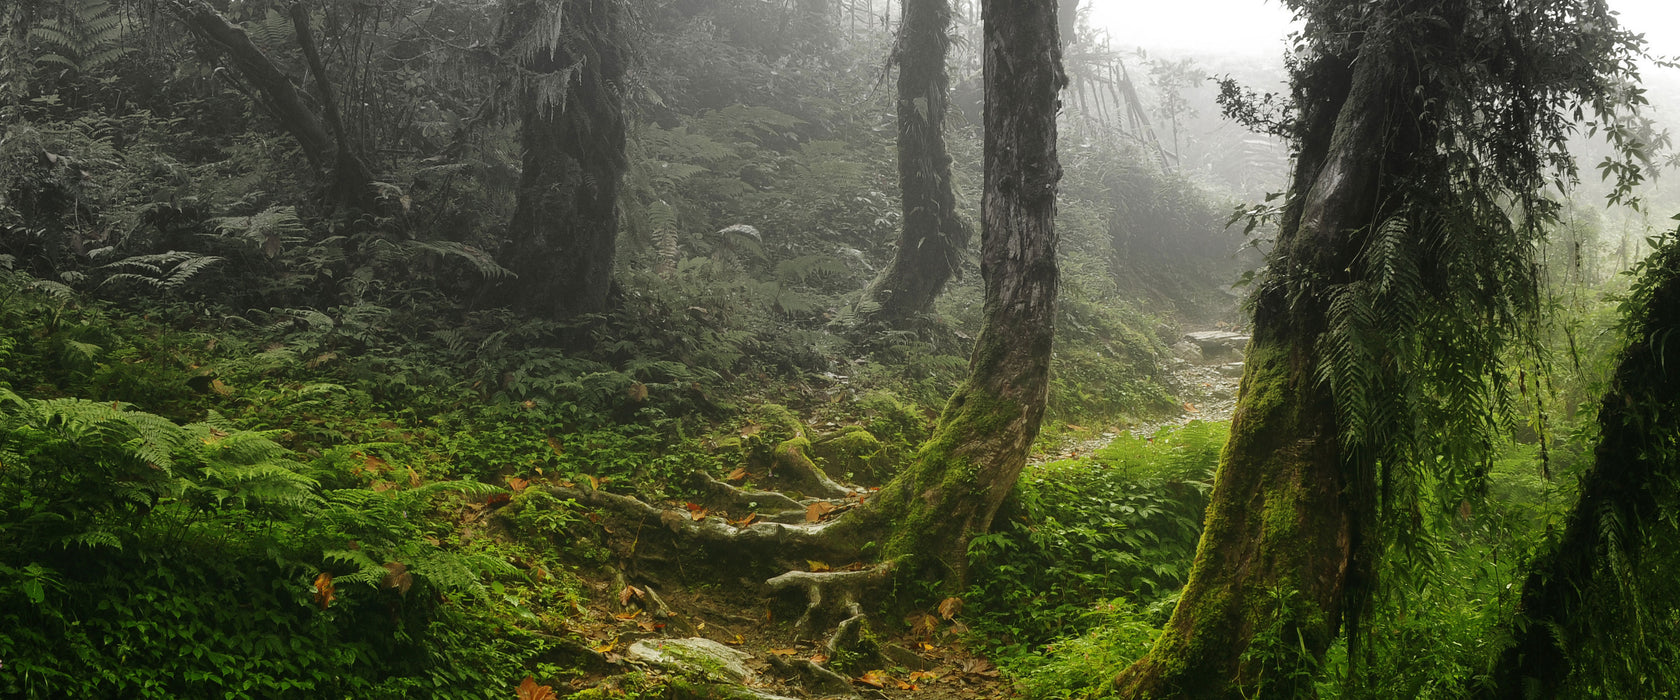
[811,428,888,484]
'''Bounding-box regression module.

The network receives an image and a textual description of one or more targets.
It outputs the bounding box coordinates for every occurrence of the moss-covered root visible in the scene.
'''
[1113,337,1352,699]
[769,437,851,499]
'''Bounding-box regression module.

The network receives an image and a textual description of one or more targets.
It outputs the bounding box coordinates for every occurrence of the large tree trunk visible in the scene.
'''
[1113,26,1399,700]
[1483,239,1680,698]
[288,2,378,213]
[845,0,1063,587]
[860,0,971,327]
[496,0,628,320]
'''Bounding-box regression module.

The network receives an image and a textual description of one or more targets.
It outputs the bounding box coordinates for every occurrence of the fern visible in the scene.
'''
[30,0,127,74]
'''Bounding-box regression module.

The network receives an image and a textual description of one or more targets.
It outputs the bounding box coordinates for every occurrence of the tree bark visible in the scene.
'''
[496,0,628,320]
[1112,25,1399,700]
[1483,239,1680,698]
[844,0,1063,587]
[860,0,971,327]
[164,0,334,174]
[288,2,378,213]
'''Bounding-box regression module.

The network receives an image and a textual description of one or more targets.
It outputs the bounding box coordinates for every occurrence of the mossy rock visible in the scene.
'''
[811,427,891,485]
[725,403,807,471]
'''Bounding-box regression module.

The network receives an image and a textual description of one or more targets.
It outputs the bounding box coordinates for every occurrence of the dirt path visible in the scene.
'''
[1037,328,1247,462]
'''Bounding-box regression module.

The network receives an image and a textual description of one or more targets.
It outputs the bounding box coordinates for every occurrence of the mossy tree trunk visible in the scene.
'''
[1112,25,1402,700]
[496,0,628,320]
[848,0,1064,587]
[1484,238,1680,698]
[861,0,971,327]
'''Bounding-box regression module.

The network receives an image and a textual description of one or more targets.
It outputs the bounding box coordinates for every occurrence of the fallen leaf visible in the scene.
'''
[807,560,831,572]
[728,513,758,527]
[592,640,615,654]
[809,653,829,664]
[908,670,939,682]
[614,611,641,620]
[855,670,889,688]
[767,648,798,656]
[618,585,644,607]
[406,467,422,487]
[209,378,232,396]
[546,436,564,457]
[508,476,529,492]
[938,596,964,620]
[313,572,335,609]
[918,642,936,652]
[908,612,939,637]
[805,501,837,523]
[586,474,605,490]
[726,467,748,482]
[1066,424,1085,431]
[627,382,648,402]
[517,675,557,700]
[1184,402,1199,413]
[486,492,511,506]
[727,634,745,646]
[381,561,413,595]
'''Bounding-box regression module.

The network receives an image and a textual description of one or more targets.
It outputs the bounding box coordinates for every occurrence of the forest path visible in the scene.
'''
[1037,326,1247,463]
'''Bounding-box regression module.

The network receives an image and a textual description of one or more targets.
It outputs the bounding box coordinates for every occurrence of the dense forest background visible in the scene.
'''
[3,0,1680,697]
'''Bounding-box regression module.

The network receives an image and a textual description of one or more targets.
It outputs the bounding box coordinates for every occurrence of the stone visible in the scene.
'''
[1218,362,1245,377]
[629,638,756,683]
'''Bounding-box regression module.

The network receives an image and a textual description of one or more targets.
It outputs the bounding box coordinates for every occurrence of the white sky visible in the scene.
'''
[1087,0,1680,60]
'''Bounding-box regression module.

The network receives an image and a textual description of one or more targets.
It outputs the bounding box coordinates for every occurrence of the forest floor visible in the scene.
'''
[541,327,1248,699]
[1036,326,1247,464]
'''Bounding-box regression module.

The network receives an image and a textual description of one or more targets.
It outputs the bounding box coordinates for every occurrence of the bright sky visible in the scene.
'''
[1087,0,1680,60]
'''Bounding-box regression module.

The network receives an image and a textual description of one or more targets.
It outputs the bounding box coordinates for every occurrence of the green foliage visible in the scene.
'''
[967,422,1226,654]
[1007,598,1162,700]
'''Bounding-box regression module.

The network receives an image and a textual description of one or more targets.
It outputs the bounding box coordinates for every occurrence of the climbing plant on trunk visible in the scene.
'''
[860,0,971,327]
[1113,0,1653,696]
[1484,232,1680,698]
[845,0,1064,587]
[496,0,629,321]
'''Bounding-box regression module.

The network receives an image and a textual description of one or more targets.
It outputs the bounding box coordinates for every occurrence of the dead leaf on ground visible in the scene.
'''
[613,611,641,620]
[592,639,615,654]
[381,561,413,595]
[726,634,746,646]
[313,572,336,609]
[767,648,798,656]
[586,474,605,490]
[728,513,758,527]
[618,585,644,607]
[546,436,565,457]
[684,502,709,521]
[507,476,529,492]
[938,596,964,620]
[855,670,890,688]
[805,501,838,523]
[807,560,831,572]
[961,658,997,676]
[517,675,557,700]
[908,612,939,638]
[726,467,748,482]
[406,467,422,487]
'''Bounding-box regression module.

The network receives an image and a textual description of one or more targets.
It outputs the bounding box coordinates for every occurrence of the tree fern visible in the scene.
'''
[31,0,127,74]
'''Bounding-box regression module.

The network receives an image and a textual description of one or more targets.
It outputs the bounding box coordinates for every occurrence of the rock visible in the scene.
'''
[880,642,935,671]
[1218,362,1245,377]
[629,638,756,683]
[1184,330,1251,356]
[1170,340,1204,363]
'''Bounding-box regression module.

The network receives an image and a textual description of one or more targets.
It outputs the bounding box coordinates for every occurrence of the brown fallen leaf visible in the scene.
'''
[805,501,838,523]
[938,596,964,620]
[726,467,748,482]
[592,640,615,654]
[728,513,758,527]
[507,476,529,492]
[855,670,889,688]
[381,561,413,595]
[767,648,798,656]
[809,653,829,664]
[908,612,939,638]
[807,560,831,572]
[517,675,557,700]
[726,634,746,646]
[313,572,336,610]
[614,611,641,620]
[618,585,644,607]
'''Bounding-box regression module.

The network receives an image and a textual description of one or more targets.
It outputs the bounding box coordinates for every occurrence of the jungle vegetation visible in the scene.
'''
[2,0,1679,698]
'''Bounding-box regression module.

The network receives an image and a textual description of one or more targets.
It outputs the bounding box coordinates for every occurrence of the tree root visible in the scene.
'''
[765,564,894,644]
[769,438,853,499]
[690,472,803,513]
[549,485,861,563]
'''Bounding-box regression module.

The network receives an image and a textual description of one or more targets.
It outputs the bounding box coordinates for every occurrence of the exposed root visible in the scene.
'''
[765,564,895,641]
[690,472,803,513]
[770,438,853,499]
[548,485,862,563]
[767,655,855,697]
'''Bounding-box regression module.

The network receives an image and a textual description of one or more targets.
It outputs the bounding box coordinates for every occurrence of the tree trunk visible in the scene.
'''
[860,0,970,327]
[164,0,334,174]
[0,0,34,110]
[1484,238,1680,698]
[496,0,628,320]
[845,0,1063,587]
[1113,27,1399,700]
[288,2,378,213]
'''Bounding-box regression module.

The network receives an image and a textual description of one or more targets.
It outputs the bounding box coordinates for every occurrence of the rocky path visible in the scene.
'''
[1038,327,1248,462]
